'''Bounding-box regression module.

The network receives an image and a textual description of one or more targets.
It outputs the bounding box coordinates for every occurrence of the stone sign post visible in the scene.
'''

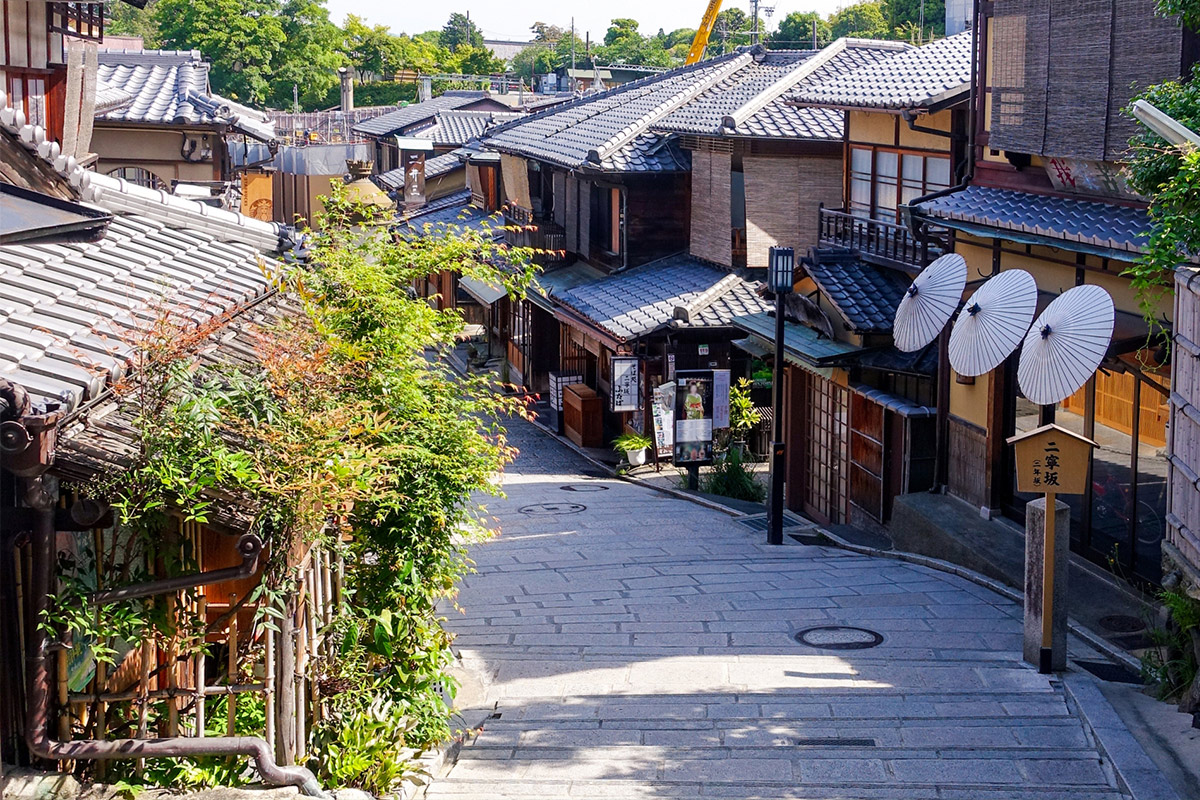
[1007,424,1096,673]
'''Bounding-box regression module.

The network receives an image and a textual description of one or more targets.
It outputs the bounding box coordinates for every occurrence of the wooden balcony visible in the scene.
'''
[504,211,568,264]
[818,207,948,272]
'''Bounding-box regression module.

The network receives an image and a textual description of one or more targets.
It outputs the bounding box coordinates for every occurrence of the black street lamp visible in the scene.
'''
[766,246,794,546]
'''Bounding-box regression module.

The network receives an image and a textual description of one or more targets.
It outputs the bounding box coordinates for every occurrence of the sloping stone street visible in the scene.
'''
[429,418,1143,799]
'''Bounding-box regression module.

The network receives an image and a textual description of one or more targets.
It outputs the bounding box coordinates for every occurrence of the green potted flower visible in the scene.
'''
[613,431,653,467]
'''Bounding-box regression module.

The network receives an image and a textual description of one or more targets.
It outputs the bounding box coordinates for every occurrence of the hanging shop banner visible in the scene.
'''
[611,356,640,412]
[651,381,675,456]
[674,370,714,464]
[403,151,426,205]
[712,369,731,429]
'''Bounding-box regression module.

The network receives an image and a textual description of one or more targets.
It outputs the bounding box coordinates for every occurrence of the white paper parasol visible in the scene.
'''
[893,253,967,352]
[1017,284,1115,406]
[948,269,1038,377]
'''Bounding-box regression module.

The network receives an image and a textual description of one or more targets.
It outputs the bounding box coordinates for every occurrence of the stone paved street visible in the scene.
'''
[429,419,1134,799]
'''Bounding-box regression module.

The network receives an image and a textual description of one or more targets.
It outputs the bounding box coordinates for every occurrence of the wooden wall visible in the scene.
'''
[624,173,690,268]
[947,415,989,509]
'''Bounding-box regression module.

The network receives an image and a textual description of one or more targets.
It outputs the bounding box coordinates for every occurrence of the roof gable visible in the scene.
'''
[789,31,973,112]
[352,94,510,138]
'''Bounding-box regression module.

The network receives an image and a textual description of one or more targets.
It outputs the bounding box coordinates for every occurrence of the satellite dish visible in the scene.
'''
[1017,285,1115,406]
[893,253,967,352]
[948,269,1038,377]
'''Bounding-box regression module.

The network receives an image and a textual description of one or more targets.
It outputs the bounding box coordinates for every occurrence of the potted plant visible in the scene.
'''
[613,432,653,467]
[728,378,762,457]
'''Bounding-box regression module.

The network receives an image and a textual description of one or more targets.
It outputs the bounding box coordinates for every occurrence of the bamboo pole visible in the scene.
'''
[166,594,179,737]
[93,527,107,779]
[277,602,296,765]
[136,636,152,771]
[227,592,238,737]
[195,595,207,737]
[57,648,70,771]
[264,624,275,754]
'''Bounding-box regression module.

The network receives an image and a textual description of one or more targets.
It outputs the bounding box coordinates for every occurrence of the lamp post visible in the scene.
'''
[766,246,794,546]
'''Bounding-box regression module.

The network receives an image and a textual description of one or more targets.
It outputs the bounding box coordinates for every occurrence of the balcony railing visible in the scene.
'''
[818,207,947,271]
[504,211,568,264]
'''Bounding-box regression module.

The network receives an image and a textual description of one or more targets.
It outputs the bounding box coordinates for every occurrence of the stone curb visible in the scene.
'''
[1063,674,1182,800]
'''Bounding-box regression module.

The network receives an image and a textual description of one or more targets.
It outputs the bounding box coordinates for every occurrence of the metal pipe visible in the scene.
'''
[24,478,327,797]
[91,534,261,605]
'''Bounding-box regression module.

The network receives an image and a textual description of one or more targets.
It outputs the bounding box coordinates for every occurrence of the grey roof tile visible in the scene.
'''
[414,110,523,145]
[377,150,466,191]
[96,49,274,139]
[555,253,771,341]
[352,93,502,137]
[914,185,1151,256]
[397,191,505,239]
[790,31,972,111]
[801,249,909,334]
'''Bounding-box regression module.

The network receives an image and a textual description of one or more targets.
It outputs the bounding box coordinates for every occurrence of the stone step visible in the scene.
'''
[426,782,1128,800]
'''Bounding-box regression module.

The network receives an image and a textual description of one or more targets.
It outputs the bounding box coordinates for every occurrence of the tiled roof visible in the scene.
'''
[96,49,274,140]
[802,249,909,334]
[733,312,863,368]
[413,110,524,146]
[352,93,499,137]
[397,191,504,239]
[913,185,1151,257]
[482,52,753,171]
[655,39,907,139]
[377,151,465,191]
[555,254,771,341]
[790,31,972,111]
[0,94,290,414]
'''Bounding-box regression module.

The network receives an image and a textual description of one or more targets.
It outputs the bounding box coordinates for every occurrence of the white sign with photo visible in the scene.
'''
[651,381,675,455]
[712,369,731,429]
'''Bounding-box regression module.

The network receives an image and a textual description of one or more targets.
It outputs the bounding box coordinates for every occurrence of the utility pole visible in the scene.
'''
[812,19,817,50]
[571,17,576,90]
[750,0,760,45]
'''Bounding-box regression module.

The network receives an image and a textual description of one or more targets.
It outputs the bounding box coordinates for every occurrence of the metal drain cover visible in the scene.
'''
[795,626,883,651]
[519,502,587,516]
[560,484,610,492]
[1098,614,1145,633]
[794,737,877,747]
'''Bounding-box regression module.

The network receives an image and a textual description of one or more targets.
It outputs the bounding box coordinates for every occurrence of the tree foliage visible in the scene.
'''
[441,12,484,51]
[768,12,831,50]
[51,187,540,789]
[830,2,892,39]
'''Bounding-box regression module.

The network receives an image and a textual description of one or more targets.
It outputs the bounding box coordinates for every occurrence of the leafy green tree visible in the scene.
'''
[884,0,945,38]
[603,18,641,47]
[511,44,558,83]
[154,0,285,103]
[449,44,505,76]
[830,2,892,39]
[768,11,831,49]
[664,27,698,49]
[441,12,483,51]
[270,0,344,108]
[105,0,162,46]
[530,22,565,42]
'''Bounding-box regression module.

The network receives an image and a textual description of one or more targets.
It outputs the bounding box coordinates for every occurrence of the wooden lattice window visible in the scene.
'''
[48,3,105,41]
[804,375,850,525]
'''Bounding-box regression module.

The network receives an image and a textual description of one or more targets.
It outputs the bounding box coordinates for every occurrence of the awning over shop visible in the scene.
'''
[732,337,772,359]
[910,184,1150,261]
[732,312,862,377]
[458,275,507,305]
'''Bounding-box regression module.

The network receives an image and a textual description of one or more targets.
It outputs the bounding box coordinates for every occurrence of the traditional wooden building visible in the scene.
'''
[906,0,1192,586]
[472,40,912,445]
[733,31,974,526]
[92,48,276,190]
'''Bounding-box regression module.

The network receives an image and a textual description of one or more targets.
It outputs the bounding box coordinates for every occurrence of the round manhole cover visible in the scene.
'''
[794,626,884,651]
[1098,614,1145,633]
[560,484,610,492]
[519,502,587,516]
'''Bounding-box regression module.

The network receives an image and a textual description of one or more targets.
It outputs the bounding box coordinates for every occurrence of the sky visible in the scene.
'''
[325,1,853,42]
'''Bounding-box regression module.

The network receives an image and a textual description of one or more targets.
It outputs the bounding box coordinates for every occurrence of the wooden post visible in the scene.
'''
[265,625,275,753]
[136,637,152,771]
[277,600,296,765]
[1041,491,1056,674]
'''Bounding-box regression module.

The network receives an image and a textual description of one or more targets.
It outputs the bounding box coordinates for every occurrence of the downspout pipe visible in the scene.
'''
[22,476,327,798]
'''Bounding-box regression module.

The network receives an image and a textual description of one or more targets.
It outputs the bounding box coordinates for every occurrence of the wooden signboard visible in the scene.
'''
[1009,424,1095,495]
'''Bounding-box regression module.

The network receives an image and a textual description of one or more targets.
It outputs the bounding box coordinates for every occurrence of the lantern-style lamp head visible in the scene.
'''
[767,246,795,295]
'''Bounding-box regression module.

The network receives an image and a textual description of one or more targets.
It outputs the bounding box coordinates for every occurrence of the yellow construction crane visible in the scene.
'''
[686,0,724,65]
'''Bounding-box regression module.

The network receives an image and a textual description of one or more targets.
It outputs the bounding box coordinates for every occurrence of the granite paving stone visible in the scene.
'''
[425,417,1156,799]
